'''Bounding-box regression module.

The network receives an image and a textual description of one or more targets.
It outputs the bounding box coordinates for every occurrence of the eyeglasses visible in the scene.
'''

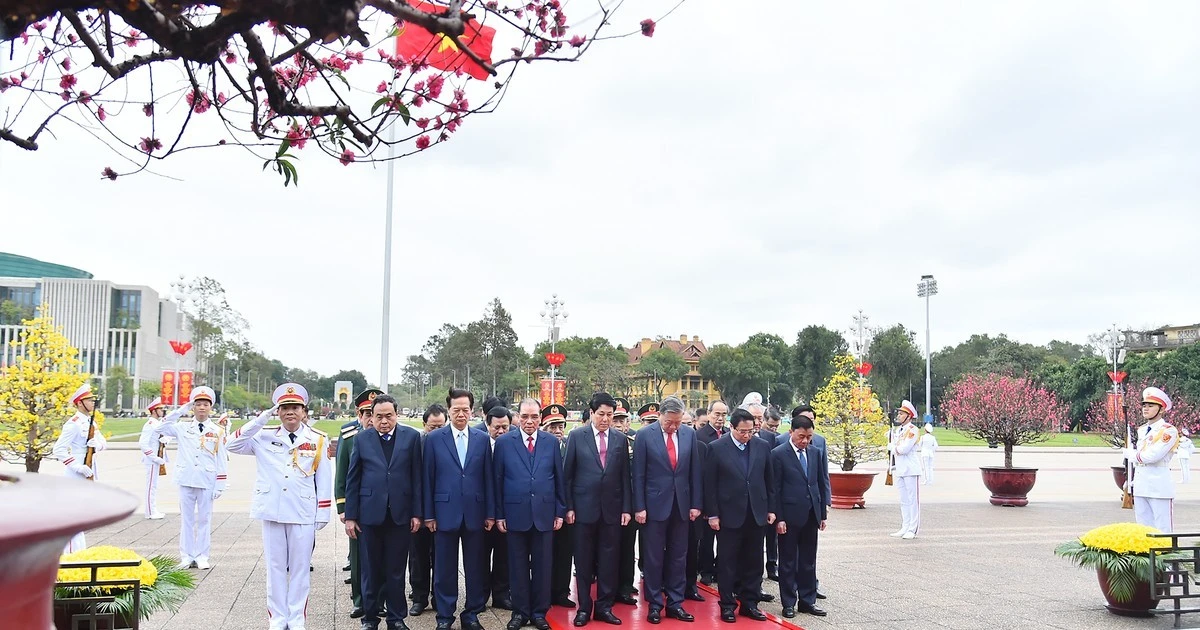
[732,428,754,435]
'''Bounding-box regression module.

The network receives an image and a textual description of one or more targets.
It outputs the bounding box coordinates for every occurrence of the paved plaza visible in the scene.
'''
[14,444,1200,629]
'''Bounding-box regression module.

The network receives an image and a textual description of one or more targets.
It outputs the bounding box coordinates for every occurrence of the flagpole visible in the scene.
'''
[380,124,396,394]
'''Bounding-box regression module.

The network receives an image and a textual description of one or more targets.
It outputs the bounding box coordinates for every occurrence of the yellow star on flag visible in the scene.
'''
[436,34,460,53]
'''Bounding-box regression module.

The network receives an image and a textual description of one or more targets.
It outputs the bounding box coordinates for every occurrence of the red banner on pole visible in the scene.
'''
[539,378,567,408]
[178,371,194,405]
[553,380,566,405]
[161,371,176,406]
[1106,392,1125,422]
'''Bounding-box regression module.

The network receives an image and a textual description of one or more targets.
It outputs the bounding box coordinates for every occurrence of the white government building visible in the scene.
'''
[0,252,194,411]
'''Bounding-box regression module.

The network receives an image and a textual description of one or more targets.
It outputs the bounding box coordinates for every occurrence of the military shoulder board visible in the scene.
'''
[341,426,358,438]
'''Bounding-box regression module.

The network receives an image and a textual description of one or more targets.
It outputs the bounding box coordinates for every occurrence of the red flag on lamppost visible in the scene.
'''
[856,362,873,377]
[1108,371,1127,384]
[394,0,496,80]
[545,353,565,367]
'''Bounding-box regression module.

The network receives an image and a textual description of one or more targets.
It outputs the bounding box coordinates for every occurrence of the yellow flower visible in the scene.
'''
[58,546,157,590]
[1079,523,1169,555]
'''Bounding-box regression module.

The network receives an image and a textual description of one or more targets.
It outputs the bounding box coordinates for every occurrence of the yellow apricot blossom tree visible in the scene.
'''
[811,355,888,471]
[0,307,92,472]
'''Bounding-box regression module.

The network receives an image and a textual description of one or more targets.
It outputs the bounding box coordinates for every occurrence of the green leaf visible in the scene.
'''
[393,101,411,126]
[331,69,350,89]
[371,96,392,115]
[276,138,291,158]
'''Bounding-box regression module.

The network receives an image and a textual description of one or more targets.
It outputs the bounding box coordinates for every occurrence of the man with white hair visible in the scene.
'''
[1126,387,1179,532]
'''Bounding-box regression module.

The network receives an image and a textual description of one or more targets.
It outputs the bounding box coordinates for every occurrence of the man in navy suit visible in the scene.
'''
[696,400,728,586]
[423,389,495,630]
[494,398,566,630]
[345,394,423,630]
[771,414,829,618]
[777,405,830,600]
[632,396,702,625]
[705,408,775,623]
[564,392,631,627]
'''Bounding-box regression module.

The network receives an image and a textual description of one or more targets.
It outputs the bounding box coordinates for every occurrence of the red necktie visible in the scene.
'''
[666,433,677,470]
[527,435,535,453]
[598,431,608,469]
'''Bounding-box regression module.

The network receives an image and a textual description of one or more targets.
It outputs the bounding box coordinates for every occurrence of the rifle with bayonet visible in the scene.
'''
[885,419,895,486]
[1122,397,1134,509]
[83,395,98,482]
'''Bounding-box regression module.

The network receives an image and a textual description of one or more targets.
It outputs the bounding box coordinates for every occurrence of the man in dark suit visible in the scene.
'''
[543,408,575,610]
[777,405,829,600]
[632,396,701,625]
[564,393,631,627]
[771,414,828,618]
[696,400,727,586]
[683,411,708,603]
[704,408,775,623]
[474,396,503,433]
[756,406,782,582]
[483,405,513,611]
[423,391,494,630]
[345,394,423,630]
[409,404,447,618]
[610,398,640,606]
[494,398,566,630]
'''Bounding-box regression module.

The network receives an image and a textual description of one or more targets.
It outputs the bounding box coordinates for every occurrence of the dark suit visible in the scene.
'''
[757,429,780,576]
[696,424,725,580]
[704,435,775,612]
[423,425,494,625]
[632,423,702,612]
[410,433,435,611]
[685,438,708,595]
[484,436,511,607]
[345,426,423,627]
[564,425,632,616]
[770,441,828,609]
[494,430,566,622]
[551,436,574,605]
[617,429,639,597]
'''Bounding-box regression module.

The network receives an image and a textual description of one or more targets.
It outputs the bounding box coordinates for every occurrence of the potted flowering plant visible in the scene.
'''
[811,355,889,509]
[1054,522,1177,617]
[942,373,1066,506]
[54,545,195,629]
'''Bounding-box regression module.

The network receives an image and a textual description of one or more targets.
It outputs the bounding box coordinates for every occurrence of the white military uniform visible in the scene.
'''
[889,401,922,539]
[139,402,172,519]
[227,383,331,630]
[52,384,106,552]
[156,388,228,567]
[1177,433,1193,484]
[1133,417,1178,532]
[919,424,938,485]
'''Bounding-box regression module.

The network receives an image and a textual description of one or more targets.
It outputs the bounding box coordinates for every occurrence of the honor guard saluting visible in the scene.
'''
[336,388,383,619]
[155,386,228,569]
[542,404,576,610]
[612,397,639,606]
[888,401,921,540]
[1126,387,1179,532]
[53,383,107,552]
[228,383,332,630]
[138,399,171,520]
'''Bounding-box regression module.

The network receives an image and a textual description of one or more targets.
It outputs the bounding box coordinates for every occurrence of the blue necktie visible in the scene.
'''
[456,431,467,467]
[799,448,808,478]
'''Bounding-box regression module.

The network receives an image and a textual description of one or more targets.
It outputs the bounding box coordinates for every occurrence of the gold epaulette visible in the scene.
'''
[309,426,328,437]
[263,425,281,431]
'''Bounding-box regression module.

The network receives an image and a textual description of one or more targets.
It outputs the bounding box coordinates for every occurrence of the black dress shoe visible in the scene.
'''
[554,596,577,608]
[756,592,775,603]
[666,607,694,622]
[782,606,795,618]
[594,610,621,625]
[532,617,551,630]
[815,590,827,599]
[409,602,428,616]
[684,590,705,602]
[720,609,736,623]
[436,622,453,630]
[344,577,353,584]
[360,622,378,630]
[506,614,528,630]
[798,603,828,616]
[493,597,514,611]
[462,621,483,630]
[767,571,779,582]
[343,563,352,571]
[386,622,409,630]
[630,587,639,595]
[350,607,365,619]
[574,611,590,626]
[646,609,661,624]
[615,594,637,606]
[739,606,768,621]
[699,574,714,586]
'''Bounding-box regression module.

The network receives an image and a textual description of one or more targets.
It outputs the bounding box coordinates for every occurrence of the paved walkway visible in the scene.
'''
[15,448,1200,629]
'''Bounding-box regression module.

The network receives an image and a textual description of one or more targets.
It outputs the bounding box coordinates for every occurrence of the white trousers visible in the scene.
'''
[898,475,921,535]
[1135,496,1173,533]
[262,520,316,630]
[179,485,214,561]
[1181,458,1191,483]
[143,463,161,517]
[921,455,935,484]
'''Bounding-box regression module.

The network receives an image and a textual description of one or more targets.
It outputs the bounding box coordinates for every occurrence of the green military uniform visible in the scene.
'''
[335,388,383,616]
[542,404,576,607]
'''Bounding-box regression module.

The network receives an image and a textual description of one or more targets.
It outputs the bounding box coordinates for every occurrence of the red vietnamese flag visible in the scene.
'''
[395,0,495,80]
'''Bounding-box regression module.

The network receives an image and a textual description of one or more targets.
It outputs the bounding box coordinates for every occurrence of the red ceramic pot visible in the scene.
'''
[829,471,879,509]
[1096,566,1158,617]
[979,466,1038,507]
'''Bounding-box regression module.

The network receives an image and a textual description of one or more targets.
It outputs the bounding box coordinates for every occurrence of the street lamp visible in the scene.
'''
[540,295,568,404]
[917,274,938,421]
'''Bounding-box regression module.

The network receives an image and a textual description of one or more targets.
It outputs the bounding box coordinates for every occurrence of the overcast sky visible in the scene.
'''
[1,2,1198,382]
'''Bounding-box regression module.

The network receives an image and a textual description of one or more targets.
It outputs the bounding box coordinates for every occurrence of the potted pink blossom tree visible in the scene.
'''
[942,373,1067,506]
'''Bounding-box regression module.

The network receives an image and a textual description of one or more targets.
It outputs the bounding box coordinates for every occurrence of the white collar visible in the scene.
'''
[592,425,610,439]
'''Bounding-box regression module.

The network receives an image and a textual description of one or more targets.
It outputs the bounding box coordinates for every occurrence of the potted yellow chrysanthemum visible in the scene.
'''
[1054,523,1176,617]
[54,545,195,629]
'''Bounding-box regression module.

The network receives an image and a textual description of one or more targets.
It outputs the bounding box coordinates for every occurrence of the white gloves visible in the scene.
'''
[151,457,167,465]
[86,437,105,451]
[213,489,223,500]
[71,464,94,478]
[254,404,279,425]
[1123,448,1138,462]
[316,521,328,531]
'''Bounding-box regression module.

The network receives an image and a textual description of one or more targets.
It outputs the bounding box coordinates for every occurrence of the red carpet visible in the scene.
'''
[543,574,807,630]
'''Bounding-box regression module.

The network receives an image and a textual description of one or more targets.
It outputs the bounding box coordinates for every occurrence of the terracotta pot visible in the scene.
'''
[1096,566,1158,617]
[829,471,879,509]
[0,472,137,630]
[979,466,1038,506]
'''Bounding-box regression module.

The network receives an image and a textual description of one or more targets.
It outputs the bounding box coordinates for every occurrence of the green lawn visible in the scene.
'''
[103,416,424,441]
[928,427,1112,447]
